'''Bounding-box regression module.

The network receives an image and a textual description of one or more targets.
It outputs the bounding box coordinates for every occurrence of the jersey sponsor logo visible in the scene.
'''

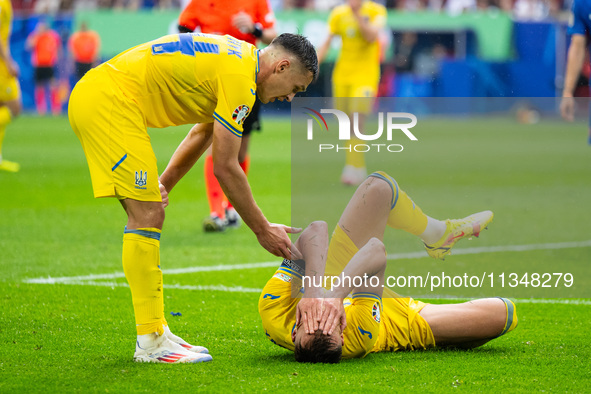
[263,293,280,300]
[232,104,250,125]
[372,302,381,323]
[273,272,292,283]
[358,326,372,339]
[135,170,147,189]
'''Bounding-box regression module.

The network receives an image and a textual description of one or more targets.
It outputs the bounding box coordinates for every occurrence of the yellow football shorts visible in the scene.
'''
[68,69,161,201]
[333,82,377,115]
[0,64,21,102]
[327,225,436,352]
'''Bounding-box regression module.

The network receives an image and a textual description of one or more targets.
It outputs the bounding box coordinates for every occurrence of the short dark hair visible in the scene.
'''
[270,33,319,82]
[294,329,342,364]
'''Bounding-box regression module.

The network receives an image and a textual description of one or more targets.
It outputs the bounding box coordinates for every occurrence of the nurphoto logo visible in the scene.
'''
[303,107,418,153]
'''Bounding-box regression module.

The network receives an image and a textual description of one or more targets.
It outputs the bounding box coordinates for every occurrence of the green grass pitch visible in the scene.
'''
[1,115,590,392]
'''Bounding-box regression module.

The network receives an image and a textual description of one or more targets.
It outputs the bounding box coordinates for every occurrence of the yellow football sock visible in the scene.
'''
[0,125,5,157]
[122,227,165,336]
[345,137,365,168]
[498,297,518,336]
[369,171,428,236]
[0,106,11,156]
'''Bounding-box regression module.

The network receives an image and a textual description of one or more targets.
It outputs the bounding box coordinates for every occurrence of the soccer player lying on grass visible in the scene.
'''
[258,172,518,363]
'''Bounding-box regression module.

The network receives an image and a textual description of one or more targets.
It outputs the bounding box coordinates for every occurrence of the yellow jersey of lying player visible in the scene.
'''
[258,263,382,359]
[328,1,386,87]
[100,33,258,136]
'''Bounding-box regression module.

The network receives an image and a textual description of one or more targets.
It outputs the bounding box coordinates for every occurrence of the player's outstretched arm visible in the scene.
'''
[160,123,213,193]
[211,120,302,260]
[561,34,586,122]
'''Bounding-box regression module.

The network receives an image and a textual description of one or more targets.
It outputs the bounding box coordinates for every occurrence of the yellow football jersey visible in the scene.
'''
[100,33,259,136]
[258,264,382,359]
[0,0,12,48]
[328,1,387,86]
[0,0,20,102]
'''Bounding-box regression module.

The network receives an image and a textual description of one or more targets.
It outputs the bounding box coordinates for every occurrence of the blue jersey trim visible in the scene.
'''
[369,172,399,209]
[194,40,220,54]
[255,49,260,83]
[213,112,243,137]
[179,34,195,56]
[112,153,127,172]
[352,292,382,302]
[277,266,302,280]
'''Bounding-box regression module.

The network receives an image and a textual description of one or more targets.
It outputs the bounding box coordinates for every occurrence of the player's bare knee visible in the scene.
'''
[307,220,327,233]
[363,176,394,206]
[147,205,166,229]
[367,237,387,265]
[126,201,165,229]
[299,221,328,247]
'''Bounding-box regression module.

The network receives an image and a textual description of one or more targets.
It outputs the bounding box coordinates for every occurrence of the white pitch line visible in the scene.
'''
[385,239,591,260]
[23,240,591,285]
[43,280,263,293]
[24,278,591,304]
[24,260,280,284]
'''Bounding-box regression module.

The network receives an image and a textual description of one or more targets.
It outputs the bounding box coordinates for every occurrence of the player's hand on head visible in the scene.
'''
[318,298,347,335]
[257,223,303,260]
[158,181,169,208]
[560,96,575,122]
[296,298,323,334]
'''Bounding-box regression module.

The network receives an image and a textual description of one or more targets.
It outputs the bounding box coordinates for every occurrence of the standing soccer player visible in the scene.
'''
[560,0,591,144]
[0,0,22,172]
[179,0,277,232]
[69,33,317,363]
[317,0,387,185]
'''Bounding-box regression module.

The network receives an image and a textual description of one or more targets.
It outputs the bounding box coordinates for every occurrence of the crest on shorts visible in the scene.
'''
[372,302,381,323]
[232,104,250,125]
[135,170,147,189]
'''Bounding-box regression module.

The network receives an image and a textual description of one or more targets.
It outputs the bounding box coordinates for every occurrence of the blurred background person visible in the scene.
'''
[317,0,388,186]
[68,21,101,84]
[393,31,418,75]
[26,20,62,116]
[560,0,591,144]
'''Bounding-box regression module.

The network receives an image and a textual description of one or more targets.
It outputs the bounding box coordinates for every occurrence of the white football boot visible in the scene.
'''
[163,325,209,354]
[134,332,212,363]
